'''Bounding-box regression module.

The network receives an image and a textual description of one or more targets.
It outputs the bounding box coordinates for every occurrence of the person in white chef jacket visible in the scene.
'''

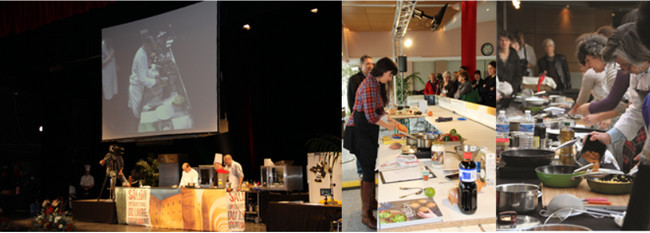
[179,162,199,187]
[128,29,159,122]
[215,154,244,191]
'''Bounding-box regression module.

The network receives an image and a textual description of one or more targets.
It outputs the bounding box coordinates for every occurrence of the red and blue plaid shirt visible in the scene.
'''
[346,74,384,127]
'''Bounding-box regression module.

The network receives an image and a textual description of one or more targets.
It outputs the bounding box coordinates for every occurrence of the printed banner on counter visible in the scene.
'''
[227,191,246,232]
[125,188,151,226]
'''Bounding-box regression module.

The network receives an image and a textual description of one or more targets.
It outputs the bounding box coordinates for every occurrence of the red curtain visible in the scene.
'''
[0,1,112,38]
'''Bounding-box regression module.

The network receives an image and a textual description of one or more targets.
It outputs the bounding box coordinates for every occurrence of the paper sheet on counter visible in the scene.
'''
[380,167,422,184]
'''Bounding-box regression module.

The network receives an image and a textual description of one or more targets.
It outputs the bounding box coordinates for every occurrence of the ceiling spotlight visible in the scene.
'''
[39,126,43,132]
[404,39,413,48]
[413,8,424,19]
[565,5,570,9]
[412,4,447,32]
[311,8,318,13]
[486,8,490,12]
[243,24,251,30]
[512,0,521,10]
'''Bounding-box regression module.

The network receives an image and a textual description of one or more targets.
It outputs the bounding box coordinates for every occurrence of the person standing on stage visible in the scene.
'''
[179,162,199,187]
[214,154,244,191]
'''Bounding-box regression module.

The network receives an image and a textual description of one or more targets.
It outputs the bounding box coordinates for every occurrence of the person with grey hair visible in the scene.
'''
[439,71,457,98]
[578,22,650,116]
[625,4,650,229]
[537,38,571,90]
[580,22,650,230]
[569,33,626,127]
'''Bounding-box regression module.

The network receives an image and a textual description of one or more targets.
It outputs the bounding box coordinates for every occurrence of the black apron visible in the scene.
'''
[345,111,380,181]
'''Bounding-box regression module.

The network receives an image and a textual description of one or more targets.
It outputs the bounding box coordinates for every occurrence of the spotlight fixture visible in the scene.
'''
[512,0,521,10]
[243,24,251,30]
[412,4,448,32]
[311,8,318,13]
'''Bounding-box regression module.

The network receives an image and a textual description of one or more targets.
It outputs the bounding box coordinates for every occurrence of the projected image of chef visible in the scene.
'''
[129,28,193,132]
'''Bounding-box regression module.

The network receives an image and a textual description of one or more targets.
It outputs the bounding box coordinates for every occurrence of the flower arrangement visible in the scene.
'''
[31,198,75,231]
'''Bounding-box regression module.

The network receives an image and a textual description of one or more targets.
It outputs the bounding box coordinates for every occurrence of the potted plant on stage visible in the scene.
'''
[132,156,159,187]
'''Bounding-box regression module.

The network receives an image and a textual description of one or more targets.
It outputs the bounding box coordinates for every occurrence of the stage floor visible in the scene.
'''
[6,218,267,232]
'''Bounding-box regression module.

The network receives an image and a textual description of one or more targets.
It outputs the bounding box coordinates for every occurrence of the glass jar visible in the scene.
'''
[431,141,445,167]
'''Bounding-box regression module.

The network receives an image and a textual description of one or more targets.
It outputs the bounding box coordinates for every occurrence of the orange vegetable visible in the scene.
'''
[428,111,433,116]
[397,123,409,133]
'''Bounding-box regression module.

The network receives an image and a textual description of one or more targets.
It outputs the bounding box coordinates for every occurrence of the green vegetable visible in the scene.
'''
[391,214,407,223]
[450,129,457,135]
[378,210,392,219]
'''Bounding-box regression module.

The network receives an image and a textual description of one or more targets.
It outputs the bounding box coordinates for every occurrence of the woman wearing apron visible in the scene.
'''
[344,57,402,229]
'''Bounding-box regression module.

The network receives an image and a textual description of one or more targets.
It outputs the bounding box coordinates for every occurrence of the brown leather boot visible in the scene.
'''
[360,181,377,229]
[370,181,378,210]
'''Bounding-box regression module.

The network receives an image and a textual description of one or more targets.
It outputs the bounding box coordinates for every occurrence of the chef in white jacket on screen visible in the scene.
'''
[128,29,159,120]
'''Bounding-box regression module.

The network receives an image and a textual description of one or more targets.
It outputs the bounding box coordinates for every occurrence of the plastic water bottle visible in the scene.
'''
[496,110,509,139]
[519,110,535,148]
[458,152,477,215]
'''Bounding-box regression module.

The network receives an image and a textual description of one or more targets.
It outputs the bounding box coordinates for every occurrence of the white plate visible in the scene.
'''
[155,105,173,120]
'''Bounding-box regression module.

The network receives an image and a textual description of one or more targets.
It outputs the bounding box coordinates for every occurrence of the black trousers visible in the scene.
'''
[623,162,650,230]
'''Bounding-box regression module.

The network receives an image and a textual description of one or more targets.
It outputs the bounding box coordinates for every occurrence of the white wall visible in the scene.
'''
[307,152,342,204]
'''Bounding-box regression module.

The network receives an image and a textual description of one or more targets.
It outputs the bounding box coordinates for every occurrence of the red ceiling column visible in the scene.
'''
[461,1,477,81]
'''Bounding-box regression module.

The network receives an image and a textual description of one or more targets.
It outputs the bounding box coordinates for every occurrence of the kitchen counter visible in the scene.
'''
[376,98,497,231]
[498,170,628,230]
[423,105,496,154]
[377,152,496,232]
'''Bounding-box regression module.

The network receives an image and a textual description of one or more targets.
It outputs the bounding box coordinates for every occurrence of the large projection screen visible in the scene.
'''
[102,2,218,141]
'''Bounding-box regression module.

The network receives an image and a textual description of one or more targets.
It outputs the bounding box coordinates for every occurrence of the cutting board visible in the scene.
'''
[389,113,424,119]
[541,180,630,206]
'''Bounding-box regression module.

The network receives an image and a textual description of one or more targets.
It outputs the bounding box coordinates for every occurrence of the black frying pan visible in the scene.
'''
[500,149,555,167]
[501,139,578,167]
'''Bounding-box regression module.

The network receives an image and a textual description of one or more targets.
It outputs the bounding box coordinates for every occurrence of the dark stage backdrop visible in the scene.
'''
[0,1,341,208]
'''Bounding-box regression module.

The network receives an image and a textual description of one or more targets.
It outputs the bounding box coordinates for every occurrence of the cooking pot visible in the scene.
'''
[411,133,438,149]
[586,174,633,194]
[497,183,540,213]
[535,165,585,188]
[529,224,591,231]
[406,137,418,147]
